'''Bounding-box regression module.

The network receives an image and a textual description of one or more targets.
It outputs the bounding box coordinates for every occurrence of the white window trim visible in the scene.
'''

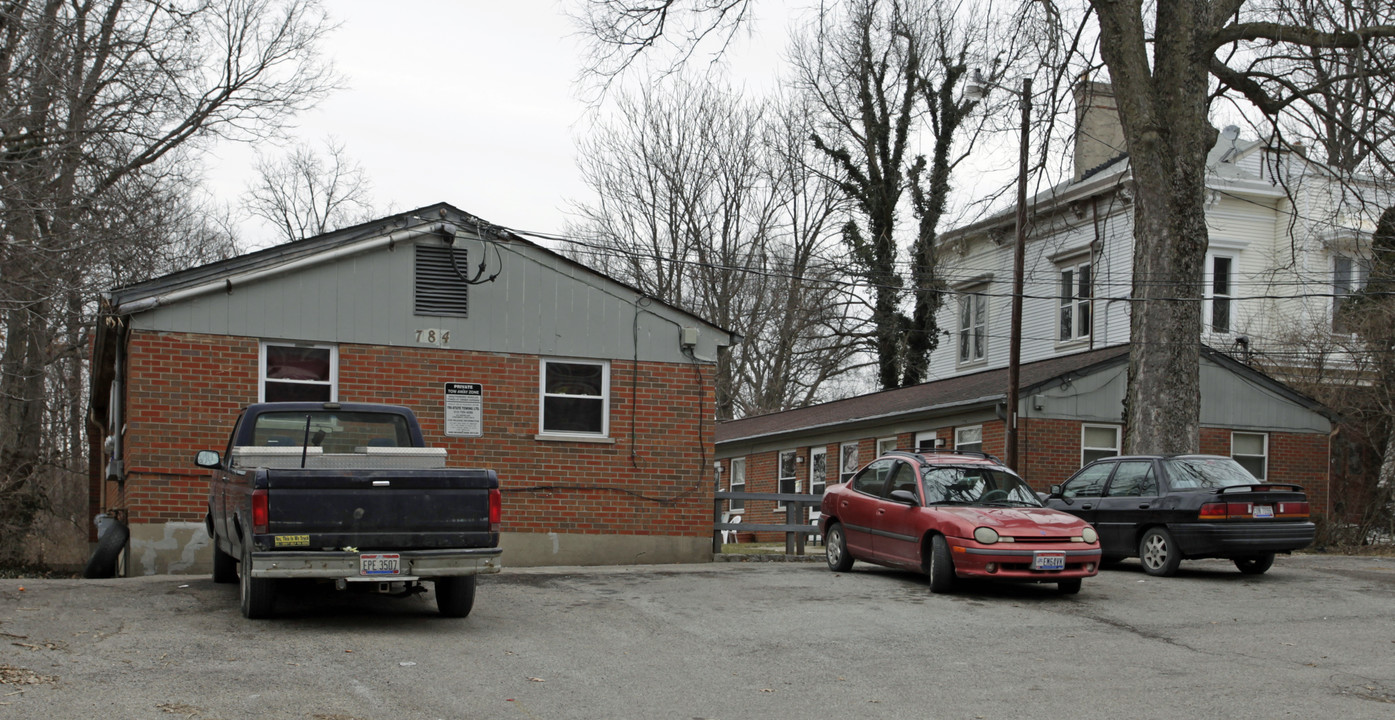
[729,457,746,512]
[258,341,338,403]
[809,447,827,494]
[1205,254,1235,335]
[956,290,988,366]
[776,449,799,510]
[1057,261,1092,344]
[839,442,860,483]
[536,358,611,441]
[1331,253,1366,334]
[1231,431,1268,480]
[1081,423,1122,465]
[914,431,939,451]
[954,425,983,452]
[877,436,898,456]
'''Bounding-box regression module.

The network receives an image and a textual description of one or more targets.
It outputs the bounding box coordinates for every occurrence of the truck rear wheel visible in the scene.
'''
[239,539,275,619]
[435,576,476,618]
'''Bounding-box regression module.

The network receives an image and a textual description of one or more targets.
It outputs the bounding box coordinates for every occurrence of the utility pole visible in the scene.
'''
[1005,78,1031,471]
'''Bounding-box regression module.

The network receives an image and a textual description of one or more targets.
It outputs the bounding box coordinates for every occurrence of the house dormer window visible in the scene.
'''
[957,290,988,364]
[1058,261,1092,342]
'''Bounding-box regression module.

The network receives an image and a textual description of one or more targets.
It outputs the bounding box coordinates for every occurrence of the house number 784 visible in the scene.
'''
[415,328,450,347]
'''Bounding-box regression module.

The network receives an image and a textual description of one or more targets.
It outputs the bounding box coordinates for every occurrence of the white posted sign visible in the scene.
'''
[444,382,483,437]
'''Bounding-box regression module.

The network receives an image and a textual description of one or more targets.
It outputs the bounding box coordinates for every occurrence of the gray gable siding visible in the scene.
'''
[129,233,721,364]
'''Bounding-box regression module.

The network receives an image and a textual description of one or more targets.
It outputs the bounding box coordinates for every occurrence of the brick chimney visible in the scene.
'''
[1073,81,1126,183]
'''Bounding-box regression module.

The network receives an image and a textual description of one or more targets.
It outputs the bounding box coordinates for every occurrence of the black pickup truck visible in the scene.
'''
[197,402,501,619]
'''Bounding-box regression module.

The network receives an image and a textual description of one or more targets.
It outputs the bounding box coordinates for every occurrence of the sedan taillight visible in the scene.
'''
[1199,502,1227,520]
[1277,501,1309,519]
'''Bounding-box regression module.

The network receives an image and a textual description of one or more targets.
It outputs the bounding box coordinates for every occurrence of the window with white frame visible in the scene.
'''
[1332,254,1365,333]
[877,436,898,456]
[809,447,827,497]
[261,342,336,402]
[777,450,798,510]
[1232,432,1268,479]
[729,457,746,512]
[1207,255,1234,334]
[957,290,988,364]
[1059,261,1092,342]
[955,426,982,454]
[1081,424,1121,465]
[839,442,860,482]
[540,359,609,436]
[915,431,939,451]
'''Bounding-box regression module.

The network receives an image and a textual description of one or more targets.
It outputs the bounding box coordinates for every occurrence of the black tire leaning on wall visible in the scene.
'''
[82,521,130,579]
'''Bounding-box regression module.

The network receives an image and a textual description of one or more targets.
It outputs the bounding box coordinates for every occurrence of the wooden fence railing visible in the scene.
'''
[712,491,824,556]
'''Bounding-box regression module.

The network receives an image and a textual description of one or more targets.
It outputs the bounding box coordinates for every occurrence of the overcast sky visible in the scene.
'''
[205,1,795,249]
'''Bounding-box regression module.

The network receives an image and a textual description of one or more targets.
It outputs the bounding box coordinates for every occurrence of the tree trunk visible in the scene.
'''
[1094,0,1217,454]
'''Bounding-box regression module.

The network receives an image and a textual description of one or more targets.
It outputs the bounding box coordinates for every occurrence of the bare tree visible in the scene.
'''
[1062,0,1395,454]
[245,138,376,242]
[794,0,1015,389]
[569,0,757,97]
[567,79,862,417]
[0,0,337,557]
[1335,206,1395,541]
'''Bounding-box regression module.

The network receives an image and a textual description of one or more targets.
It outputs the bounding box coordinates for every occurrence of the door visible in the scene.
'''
[1049,460,1115,531]
[837,458,896,558]
[1095,460,1161,556]
[808,447,827,534]
[871,460,923,567]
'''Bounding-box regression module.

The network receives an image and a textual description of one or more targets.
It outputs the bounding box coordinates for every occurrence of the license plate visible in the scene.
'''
[359,553,400,576]
[1253,505,1274,519]
[1032,553,1066,571]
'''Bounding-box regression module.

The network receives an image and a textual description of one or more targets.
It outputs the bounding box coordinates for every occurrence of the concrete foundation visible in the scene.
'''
[122,522,712,575]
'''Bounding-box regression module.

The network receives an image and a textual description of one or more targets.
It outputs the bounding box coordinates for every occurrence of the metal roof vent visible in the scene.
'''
[414,245,469,317]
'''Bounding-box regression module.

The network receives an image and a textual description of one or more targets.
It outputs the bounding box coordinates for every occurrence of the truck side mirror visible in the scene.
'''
[194,450,221,469]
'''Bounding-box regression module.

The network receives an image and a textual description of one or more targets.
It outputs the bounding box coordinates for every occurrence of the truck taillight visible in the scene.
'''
[489,488,501,532]
[252,489,269,534]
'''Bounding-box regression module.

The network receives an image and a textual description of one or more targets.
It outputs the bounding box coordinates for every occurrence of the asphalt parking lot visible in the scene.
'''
[1,553,1392,720]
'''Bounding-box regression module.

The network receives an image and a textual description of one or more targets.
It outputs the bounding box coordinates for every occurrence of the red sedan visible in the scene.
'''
[820,449,1102,594]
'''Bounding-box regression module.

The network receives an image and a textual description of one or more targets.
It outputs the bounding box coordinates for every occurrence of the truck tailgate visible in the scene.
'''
[263,468,497,550]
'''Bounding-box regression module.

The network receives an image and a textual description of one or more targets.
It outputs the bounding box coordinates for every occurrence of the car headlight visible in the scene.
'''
[1079,527,1098,544]
[973,527,999,544]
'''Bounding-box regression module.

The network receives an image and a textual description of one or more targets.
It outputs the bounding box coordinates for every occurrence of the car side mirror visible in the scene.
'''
[888,489,919,505]
[194,450,221,469]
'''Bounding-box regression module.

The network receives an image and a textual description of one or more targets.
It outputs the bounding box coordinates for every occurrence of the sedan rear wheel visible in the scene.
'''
[1138,527,1182,577]
[825,523,853,572]
[927,535,955,593]
[1233,553,1275,575]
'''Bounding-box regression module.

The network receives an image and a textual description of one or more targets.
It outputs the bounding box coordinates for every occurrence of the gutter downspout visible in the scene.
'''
[113,223,460,315]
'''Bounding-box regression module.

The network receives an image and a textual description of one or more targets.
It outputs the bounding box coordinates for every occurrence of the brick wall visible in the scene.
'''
[719,419,1333,541]
[1017,417,1085,490]
[118,330,715,537]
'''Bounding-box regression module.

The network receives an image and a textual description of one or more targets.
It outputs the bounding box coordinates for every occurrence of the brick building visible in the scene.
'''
[715,346,1333,541]
[88,204,733,574]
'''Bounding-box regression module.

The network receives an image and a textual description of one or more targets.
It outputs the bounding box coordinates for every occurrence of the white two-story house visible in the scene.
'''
[715,83,1353,535]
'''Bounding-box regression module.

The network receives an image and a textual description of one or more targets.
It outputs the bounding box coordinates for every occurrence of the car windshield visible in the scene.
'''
[920,466,1042,507]
[1162,457,1258,490]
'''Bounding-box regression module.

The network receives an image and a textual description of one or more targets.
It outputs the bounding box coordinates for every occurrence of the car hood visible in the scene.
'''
[937,506,1089,536]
